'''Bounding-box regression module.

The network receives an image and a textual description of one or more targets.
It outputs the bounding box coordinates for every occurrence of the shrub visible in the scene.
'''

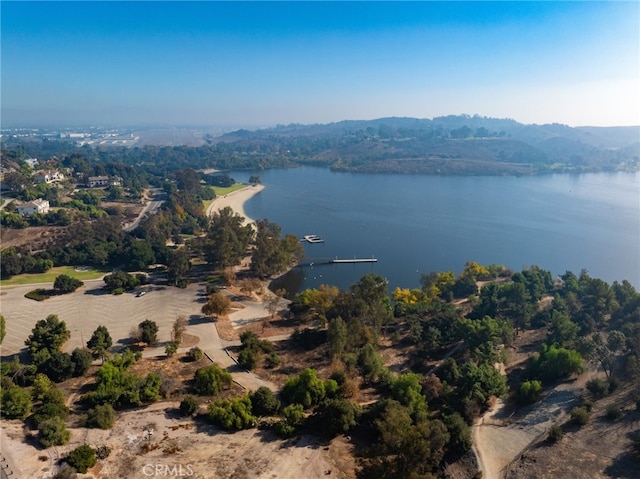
[1,385,33,419]
[282,403,305,426]
[85,404,115,429]
[313,398,360,437]
[179,396,199,417]
[38,416,71,447]
[188,347,204,361]
[66,444,96,473]
[53,275,83,294]
[586,378,610,398]
[95,445,111,460]
[25,289,49,301]
[238,348,259,370]
[71,348,93,376]
[33,390,69,428]
[606,405,623,421]
[548,424,563,443]
[207,395,256,430]
[273,420,296,438]
[138,320,159,346]
[265,352,281,369]
[52,466,78,479]
[165,342,178,357]
[249,387,280,416]
[193,365,232,395]
[570,406,590,426]
[280,368,326,408]
[518,380,543,404]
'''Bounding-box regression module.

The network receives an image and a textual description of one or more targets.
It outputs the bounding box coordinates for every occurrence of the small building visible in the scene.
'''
[88,175,122,188]
[34,170,64,184]
[17,198,50,216]
[87,176,110,188]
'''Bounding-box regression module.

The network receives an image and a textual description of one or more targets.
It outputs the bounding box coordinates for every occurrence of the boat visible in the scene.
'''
[303,234,325,244]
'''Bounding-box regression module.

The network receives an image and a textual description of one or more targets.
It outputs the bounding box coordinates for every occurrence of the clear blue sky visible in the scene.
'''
[2,1,638,128]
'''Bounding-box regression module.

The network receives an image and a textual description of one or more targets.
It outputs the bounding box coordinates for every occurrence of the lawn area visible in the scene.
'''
[212,183,247,196]
[203,183,248,211]
[0,266,110,287]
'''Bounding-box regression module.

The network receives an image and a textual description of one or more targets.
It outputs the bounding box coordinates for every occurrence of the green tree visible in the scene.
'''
[165,342,178,357]
[85,404,115,429]
[280,368,327,408]
[391,372,427,415]
[314,398,360,437]
[443,412,472,454]
[367,400,449,478]
[207,395,256,430]
[327,317,347,358]
[33,387,69,428]
[0,314,5,344]
[205,207,254,268]
[201,292,231,319]
[67,444,96,473]
[139,373,162,402]
[166,248,190,287]
[71,348,93,376]
[40,351,74,382]
[25,314,71,363]
[529,344,583,384]
[251,220,302,277]
[249,386,280,416]
[193,365,232,395]
[1,384,33,418]
[138,320,159,346]
[87,325,113,362]
[31,373,53,401]
[53,274,83,294]
[179,396,199,417]
[518,380,543,404]
[38,416,71,447]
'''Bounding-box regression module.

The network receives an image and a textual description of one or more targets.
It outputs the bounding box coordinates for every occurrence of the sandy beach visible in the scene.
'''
[206,184,265,225]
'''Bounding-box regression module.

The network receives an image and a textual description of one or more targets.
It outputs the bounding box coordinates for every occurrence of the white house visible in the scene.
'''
[17,198,50,216]
[88,175,122,188]
[34,170,64,184]
[87,176,110,188]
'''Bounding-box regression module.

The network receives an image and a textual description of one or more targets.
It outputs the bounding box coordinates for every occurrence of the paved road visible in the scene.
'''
[123,187,165,232]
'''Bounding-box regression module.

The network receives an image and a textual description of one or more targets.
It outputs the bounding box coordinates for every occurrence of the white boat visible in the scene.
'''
[303,234,325,243]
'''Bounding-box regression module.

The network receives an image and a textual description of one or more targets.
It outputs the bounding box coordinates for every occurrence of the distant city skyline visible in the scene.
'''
[2,1,639,129]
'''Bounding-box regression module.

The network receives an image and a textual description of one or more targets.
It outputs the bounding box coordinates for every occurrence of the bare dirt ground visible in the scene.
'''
[1,401,356,479]
[505,386,640,479]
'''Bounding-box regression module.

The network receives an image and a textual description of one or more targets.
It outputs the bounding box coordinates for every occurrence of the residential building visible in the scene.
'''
[17,198,50,216]
[34,170,64,184]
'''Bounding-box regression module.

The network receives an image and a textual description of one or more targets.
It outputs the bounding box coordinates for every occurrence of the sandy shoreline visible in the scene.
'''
[206,183,265,225]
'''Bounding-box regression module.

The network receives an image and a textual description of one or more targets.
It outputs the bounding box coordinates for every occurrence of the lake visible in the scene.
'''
[229,167,639,295]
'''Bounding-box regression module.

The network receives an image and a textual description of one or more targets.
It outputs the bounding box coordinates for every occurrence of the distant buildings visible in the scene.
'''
[17,198,50,216]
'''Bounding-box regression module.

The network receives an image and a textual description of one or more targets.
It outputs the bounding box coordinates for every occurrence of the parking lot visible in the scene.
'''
[0,279,208,358]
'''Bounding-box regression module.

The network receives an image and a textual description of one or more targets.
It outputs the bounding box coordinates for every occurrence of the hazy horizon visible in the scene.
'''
[2,2,639,129]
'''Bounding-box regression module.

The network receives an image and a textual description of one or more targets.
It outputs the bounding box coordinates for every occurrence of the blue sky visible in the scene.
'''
[2,1,639,128]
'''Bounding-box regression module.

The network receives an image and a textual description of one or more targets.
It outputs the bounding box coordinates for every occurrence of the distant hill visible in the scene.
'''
[215,115,639,175]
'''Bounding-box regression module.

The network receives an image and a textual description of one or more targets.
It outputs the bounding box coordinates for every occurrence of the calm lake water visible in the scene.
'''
[231,167,639,295]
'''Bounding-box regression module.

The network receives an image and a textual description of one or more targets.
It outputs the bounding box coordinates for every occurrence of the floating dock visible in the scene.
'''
[332,258,377,263]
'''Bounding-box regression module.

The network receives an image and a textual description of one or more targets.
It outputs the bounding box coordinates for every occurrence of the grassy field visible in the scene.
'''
[203,183,248,211]
[0,266,110,287]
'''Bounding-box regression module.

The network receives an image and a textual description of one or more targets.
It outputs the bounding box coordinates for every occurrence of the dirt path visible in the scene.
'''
[472,374,591,479]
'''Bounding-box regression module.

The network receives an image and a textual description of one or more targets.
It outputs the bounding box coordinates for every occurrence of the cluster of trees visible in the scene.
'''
[237,331,280,370]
